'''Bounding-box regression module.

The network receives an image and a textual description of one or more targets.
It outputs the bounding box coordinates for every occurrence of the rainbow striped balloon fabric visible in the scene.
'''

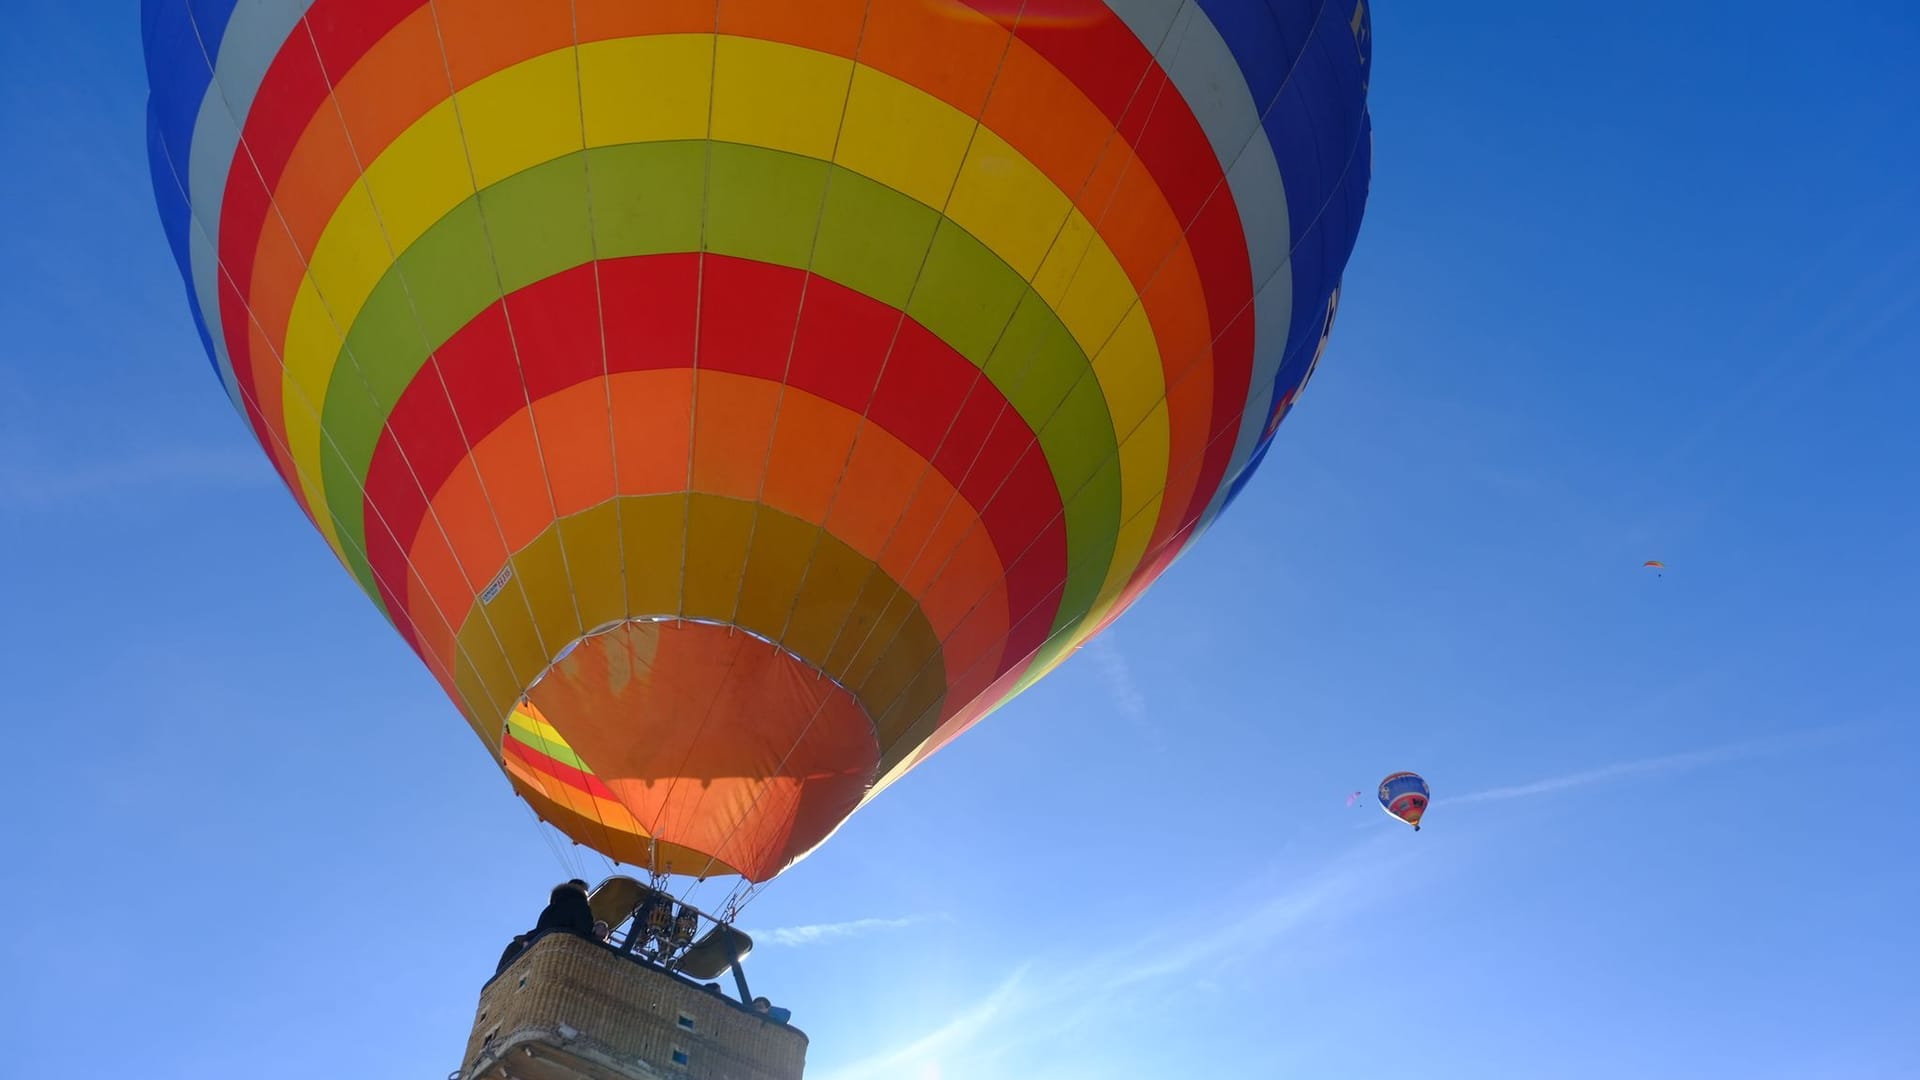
[144,0,1373,882]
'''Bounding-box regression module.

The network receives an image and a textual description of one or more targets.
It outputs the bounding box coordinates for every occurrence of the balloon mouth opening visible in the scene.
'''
[522,615,865,702]
[502,617,882,882]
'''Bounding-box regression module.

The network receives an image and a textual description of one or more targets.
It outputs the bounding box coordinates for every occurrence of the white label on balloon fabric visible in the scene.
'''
[480,565,514,605]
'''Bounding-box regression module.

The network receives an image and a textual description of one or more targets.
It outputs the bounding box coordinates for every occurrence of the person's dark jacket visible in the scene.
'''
[533,884,595,937]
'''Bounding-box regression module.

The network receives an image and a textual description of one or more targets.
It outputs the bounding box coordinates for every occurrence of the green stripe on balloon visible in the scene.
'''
[316,139,1122,628]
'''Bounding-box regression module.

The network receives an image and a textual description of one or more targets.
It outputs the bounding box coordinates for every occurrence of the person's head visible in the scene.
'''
[567,878,590,893]
[592,920,610,941]
[752,997,771,1012]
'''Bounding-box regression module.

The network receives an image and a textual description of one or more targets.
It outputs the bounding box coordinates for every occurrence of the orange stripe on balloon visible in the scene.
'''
[231,5,1214,486]
[861,0,1002,114]
[397,371,1011,683]
[469,412,562,554]
[228,7,444,422]
[575,0,716,39]
[434,0,576,88]
[529,385,619,518]
[717,0,863,55]
[412,460,508,626]
[688,374,780,502]
[238,309,302,491]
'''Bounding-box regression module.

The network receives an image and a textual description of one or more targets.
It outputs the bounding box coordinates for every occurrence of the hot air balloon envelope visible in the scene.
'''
[143,0,1374,883]
[1378,771,1430,830]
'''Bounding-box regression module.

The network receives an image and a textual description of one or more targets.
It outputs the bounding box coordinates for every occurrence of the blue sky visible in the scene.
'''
[2,2,1917,1078]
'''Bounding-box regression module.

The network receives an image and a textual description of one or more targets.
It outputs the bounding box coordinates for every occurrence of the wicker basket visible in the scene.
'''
[462,933,807,1080]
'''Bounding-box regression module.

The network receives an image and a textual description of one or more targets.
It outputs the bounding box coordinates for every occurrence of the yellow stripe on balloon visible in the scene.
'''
[457,49,586,189]
[361,104,472,253]
[946,126,1065,280]
[579,35,714,146]
[1091,465,1165,618]
[710,35,853,160]
[1092,305,1167,443]
[836,63,975,209]
[1079,305,1170,601]
[280,36,1168,563]
[1094,406,1167,591]
[277,333,352,556]
[510,712,568,749]
[280,106,470,511]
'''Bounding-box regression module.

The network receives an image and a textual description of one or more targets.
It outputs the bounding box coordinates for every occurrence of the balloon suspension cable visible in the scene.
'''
[527,808,576,877]
[668,860,708,911]
[512,778,583,880]
[720,883,759,927]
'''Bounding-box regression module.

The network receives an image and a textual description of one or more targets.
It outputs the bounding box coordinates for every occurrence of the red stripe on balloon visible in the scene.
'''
[362,255,1068,666]
[958,0,1257,547]
[502,731,621,802]
[216,0,1253,519]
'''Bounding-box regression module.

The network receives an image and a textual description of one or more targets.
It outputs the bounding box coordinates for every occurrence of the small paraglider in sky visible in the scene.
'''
[1379,772,1431,831]
[1346,791,1362,807]
[1643,560,1667,577]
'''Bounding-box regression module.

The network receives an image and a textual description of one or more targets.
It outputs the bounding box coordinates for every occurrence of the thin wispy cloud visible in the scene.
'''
[1086,638,1160,746]
[1445,728,1847,807]
[0,446,268,508]
[817,966,1031,1080]
[750,914,944,949]
[1662,243,1919,470]
[817,836,1409,1080]
[827,725,1865,1077]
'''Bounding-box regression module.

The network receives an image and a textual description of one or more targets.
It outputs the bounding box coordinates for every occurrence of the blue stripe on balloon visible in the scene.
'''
[1380,774,1431,807]
[1192,0,1372,387]
[141,1,242,171]
[141,0,241,316]
[143,0,247,398]
[145,104,222,386]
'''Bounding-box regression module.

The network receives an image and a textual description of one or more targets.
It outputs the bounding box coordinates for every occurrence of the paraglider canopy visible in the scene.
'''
[1378,771,1431,831]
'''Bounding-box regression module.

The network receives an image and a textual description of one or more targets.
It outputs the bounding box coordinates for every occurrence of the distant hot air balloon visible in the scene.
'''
[143,0,1375,886]
[1379,772,1430,831]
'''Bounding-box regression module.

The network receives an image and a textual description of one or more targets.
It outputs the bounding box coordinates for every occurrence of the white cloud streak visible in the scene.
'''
[815,966,1031,1080]
[821,725,1863,1078]
[1086,639,1162,748]
[750,914,941,949]
[0,446,268,508]
[1444,728,1844,807]
[816,837,1407,1080]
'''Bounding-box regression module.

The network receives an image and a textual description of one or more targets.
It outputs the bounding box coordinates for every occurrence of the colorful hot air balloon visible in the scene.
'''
[143,0,1374,883]
[1378,771,1430,831]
